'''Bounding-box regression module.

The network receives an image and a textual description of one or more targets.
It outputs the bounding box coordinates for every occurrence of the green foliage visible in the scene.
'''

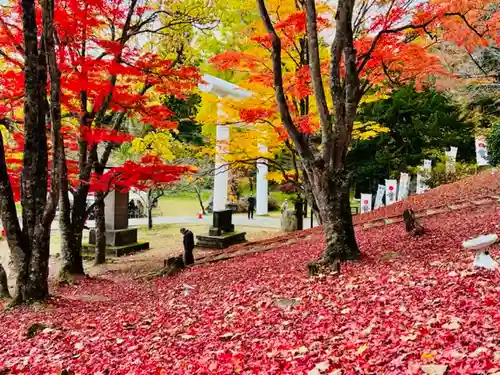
[163,94,204,146]
[463,88,500,130]
[422,153,477,188]
[347,85,475,194]
[487,122,500,165]
[192,1,258,82]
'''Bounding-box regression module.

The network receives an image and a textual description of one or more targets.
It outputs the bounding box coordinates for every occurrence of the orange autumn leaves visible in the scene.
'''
[206,0,498,152]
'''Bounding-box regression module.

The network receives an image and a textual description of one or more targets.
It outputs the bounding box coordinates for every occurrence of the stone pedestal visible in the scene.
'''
[89,227,138,246]
[281,210,297,232]
[209,209,235,235]
[85,190,149,256]
[196,210,246,249]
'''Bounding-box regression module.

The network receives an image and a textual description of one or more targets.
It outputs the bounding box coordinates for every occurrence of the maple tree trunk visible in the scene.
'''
[258,0,361,273]
[148,207,153,230]
[59,220,85,280]
[15,0,51,302]
[308,168,359,273]
[0,0,58,304]
[58,139,88,280]
[94,192,106,265]
[302,171,322,225]
[58,189,85,280]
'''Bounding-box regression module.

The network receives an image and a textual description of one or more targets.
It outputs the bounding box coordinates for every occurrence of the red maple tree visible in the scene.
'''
[0,0,202,298]
[210,0,498,271]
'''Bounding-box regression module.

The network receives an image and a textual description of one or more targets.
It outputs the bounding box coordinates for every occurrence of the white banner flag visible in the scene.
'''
[450,146,458,158]
[397,173,410,201]
[385,179,398,205]
[374,184,385,209]
[360,194,372,214]
[475,136,489,166]
[416,173,424,194]
[445,150,456,174]
[417,160,432,194]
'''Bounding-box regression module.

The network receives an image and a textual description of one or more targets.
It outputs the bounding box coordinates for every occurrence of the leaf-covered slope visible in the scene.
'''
[0,174,499,374]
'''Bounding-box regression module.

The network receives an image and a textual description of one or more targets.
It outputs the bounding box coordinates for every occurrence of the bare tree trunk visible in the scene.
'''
[307,169,359,275]
[0,263,10,299]
[9,0,53,303]
[94,191,106,265]
[148,207,153,229]
[0,0,63,304]
[257,0,361,273]
[312,169,359,259]
[146,189,154,229]
[58,183,85,280]
[194,186,206,215]
[58,218,85,280]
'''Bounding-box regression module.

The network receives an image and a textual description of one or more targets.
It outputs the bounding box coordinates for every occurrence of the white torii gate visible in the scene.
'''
[198,74,268,215]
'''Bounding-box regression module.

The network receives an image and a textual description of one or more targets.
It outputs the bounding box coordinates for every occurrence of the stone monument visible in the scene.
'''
[196,209,246,249]
[86,190,150,256]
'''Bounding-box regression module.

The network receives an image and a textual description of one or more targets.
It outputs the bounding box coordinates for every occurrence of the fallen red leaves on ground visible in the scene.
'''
[0,177,499,375]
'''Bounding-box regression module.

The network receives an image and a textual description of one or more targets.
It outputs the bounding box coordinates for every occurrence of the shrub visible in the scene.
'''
[487,122,500,165]
[424,154,476,189]
[268,196,280,211]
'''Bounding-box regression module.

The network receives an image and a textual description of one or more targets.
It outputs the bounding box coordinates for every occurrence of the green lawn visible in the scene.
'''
[153,189,360,217]
[154,191,211,217]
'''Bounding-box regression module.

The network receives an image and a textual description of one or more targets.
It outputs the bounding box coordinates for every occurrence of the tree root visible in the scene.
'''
[56,267,87,286]
[143,255,186,279]
[308,258,341,277]
[26,322,48,338]
[403,208,425,236]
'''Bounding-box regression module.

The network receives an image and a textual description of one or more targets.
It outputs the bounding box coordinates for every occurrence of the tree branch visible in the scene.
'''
[304,0,332,163]
[358,11,489,76]
[256,0,313,161]
[0,132,23,252]
[42,0,62,227]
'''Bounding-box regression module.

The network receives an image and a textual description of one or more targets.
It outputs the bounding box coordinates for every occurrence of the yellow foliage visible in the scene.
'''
[359,92,391,104]
[266,171,285,183]
[195,0,391,169]
[266,170,299,183]
[196,92,220,125]
[352,121,390,141]
[0,125,9,142]
[131,132,174,160]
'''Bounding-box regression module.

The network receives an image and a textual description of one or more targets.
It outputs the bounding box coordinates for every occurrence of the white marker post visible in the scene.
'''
[397,173,410,201]
[360,194,372,214]
[374,185,385,209]
[385,179,398,205]
[475,136,489,166]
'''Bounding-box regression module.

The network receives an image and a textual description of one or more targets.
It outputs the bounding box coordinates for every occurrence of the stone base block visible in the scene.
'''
[196,232,247,249]
[209,225,234,236]
[82,242,150,257]
[89,228,138,247]
[280,211,297,232]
